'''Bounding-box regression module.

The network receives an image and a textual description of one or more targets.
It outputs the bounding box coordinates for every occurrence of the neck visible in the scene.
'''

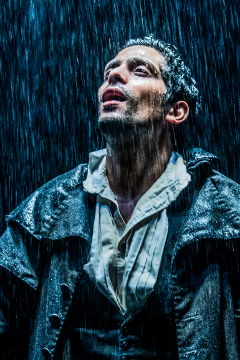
[106,127,172,200]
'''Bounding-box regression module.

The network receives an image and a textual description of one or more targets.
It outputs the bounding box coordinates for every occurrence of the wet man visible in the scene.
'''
[1,36,240,360]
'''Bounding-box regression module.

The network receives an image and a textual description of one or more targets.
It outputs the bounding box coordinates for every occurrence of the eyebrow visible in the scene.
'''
[104,60,121,73]
[104,56,161,76]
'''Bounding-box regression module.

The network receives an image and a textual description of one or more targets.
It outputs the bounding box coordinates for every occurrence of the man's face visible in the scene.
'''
[98,45,167,125]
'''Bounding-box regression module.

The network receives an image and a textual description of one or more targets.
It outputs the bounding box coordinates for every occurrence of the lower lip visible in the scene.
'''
[103,100,125,107]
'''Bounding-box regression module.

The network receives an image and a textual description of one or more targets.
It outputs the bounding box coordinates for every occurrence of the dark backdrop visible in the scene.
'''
[0,0,239,234]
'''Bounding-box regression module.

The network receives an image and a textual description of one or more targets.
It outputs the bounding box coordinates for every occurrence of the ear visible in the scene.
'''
[165,101,189,124]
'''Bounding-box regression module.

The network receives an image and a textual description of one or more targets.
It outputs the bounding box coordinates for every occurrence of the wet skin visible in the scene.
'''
[98,45,167,125]
[98,46,188,223]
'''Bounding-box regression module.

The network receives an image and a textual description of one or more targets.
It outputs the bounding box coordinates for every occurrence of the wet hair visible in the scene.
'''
[121,35,200,119]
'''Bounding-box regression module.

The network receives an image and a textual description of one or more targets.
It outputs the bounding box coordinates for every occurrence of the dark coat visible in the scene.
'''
[0,149,240,360]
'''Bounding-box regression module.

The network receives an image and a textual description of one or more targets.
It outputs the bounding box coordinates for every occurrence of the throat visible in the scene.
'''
[105,129,173,222]
[115,194,142,224]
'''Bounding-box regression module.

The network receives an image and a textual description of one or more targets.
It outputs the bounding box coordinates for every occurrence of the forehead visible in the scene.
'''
[110,45,166,69]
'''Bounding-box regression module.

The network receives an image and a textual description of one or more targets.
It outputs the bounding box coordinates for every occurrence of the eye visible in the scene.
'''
[134,65,151,76]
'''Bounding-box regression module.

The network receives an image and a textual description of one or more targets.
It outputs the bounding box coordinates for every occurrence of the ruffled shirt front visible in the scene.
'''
[83,149,191,315]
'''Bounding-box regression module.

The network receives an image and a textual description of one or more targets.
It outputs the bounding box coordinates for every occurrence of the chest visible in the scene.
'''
[54,228,179,360]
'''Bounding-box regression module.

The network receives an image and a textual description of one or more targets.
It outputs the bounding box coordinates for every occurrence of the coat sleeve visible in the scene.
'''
[0,264,42,359]
[0,266,17,359]
[172,242,240,360]
[0,267,10,338]
[0,225,44,359]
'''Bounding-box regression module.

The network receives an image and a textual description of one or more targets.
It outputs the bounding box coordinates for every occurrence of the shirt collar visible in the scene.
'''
[84,147,191,241]
[83,149,189,196]
[83,149,191,234]
[83,149,108,195]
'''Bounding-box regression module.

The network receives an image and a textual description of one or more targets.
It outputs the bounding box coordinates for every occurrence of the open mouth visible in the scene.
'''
[102,89,127,106]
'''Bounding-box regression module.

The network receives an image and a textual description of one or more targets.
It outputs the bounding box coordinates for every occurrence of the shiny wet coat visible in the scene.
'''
[0,149,240,359]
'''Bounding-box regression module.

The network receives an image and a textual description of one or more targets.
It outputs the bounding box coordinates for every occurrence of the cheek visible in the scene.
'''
[138,91,163,108]
[129,80,166,104]
[128,90,165,119]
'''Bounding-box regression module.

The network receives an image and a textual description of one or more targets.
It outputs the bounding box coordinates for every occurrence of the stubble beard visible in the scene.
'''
[98,98,167,151]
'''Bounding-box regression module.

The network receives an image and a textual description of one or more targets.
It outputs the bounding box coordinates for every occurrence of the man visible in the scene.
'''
[0,36,240,360]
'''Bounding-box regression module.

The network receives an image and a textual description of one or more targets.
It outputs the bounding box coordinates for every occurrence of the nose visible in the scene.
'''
[108,66,127,85]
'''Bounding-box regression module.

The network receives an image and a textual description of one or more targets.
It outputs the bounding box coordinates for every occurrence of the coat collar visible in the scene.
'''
[7,163,96,243]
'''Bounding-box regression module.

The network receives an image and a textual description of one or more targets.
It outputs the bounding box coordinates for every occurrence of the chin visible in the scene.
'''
[99,108,130,122]
[98,116,154,145]
[98,117,132,130]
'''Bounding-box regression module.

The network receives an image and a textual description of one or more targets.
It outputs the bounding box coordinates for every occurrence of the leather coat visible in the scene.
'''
[0,149,240,360]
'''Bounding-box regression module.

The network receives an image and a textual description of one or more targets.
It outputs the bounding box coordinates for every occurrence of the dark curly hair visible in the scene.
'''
[121,35,200,119]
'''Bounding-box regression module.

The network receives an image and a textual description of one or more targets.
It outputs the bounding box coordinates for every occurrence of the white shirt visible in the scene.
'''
[83,149,191,315]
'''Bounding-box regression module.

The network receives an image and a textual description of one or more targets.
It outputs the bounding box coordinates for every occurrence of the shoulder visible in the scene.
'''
[198,170,240,221]
[6,163,89,239]
[186,147,240,210]
[208,170,240,199]
[174,171,240,256]
[171,147,240,261]
[0,163,92,288]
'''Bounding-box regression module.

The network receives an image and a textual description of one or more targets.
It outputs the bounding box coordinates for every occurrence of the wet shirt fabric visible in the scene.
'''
[83,149,191,315]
